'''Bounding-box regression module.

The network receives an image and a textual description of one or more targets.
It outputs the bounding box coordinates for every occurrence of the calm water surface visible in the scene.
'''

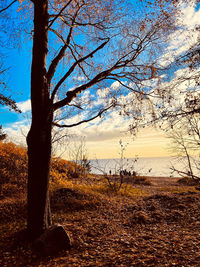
[89,157,195,177]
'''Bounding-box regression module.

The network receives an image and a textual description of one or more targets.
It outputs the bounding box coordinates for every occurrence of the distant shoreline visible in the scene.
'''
[89,156,172,161]
[89,157,189,177]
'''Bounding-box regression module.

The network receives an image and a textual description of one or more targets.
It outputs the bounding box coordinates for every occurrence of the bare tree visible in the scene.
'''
[167,114,200,182]
[67,136,91,177]
[1,0,180,239]
[27,0,180,239]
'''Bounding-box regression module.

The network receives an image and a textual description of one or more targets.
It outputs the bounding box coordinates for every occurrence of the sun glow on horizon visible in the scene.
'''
[60,127,170,160]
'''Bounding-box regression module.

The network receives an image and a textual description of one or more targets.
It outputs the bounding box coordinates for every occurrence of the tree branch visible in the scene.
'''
[0,93,21,113]
[48,0,73,29]
[52,22,164,112]
[68,45,90,80]
[52,44,150,111]
[52,67,114,111]
[47,25,74,84]
[170,166,200,180]
[107,77,148,96]
[0,0,17,13]
[51,39,110,102]
[53,104,113,128]
[47,5,82,84]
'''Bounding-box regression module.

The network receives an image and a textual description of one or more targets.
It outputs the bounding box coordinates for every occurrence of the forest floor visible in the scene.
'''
[0,175,200,266]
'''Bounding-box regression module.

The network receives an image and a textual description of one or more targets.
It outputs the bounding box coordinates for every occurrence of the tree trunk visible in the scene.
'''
[27,121,52,239]
[27,0,52,240]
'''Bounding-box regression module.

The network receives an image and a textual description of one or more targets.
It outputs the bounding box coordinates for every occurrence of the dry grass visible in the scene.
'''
[158,185,198,194]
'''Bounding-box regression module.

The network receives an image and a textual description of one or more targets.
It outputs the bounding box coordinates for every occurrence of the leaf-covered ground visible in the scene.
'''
[0,176,200,266]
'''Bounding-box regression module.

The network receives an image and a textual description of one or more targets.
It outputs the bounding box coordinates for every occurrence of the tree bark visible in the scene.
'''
[27,0,52,240]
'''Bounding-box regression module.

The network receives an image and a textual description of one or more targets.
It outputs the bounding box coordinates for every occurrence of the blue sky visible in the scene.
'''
[1,0,200,159]
[0,0,32,125]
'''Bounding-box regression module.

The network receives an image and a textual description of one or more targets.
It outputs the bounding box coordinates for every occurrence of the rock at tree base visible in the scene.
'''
[33,224,71,255]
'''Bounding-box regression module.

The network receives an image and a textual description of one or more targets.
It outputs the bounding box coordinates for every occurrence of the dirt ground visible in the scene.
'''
[148,176,179,186]
[0,176,200,266]
[136,176,180,194]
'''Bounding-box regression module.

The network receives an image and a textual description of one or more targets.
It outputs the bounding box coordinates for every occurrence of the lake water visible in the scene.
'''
[89,157,197,177]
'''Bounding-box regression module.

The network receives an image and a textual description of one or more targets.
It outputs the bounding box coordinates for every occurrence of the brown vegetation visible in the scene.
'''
[178,177,200,186]
[0,141,200,266]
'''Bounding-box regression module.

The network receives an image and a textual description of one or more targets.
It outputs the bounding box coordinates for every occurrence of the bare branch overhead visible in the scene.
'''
[47,4,82,84]
[0,0,17,13]
[48,0,73,29]
[51,38,110,102]
[53,104,113,128]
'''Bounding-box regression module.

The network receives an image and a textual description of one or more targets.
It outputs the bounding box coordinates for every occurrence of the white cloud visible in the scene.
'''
[17,99,31,113]
[4,119,30,145]
[73,76,86,81]
[3,100,31,143]
[111,81,121,90]
[159,2,200,67]
[97,87,110,98]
